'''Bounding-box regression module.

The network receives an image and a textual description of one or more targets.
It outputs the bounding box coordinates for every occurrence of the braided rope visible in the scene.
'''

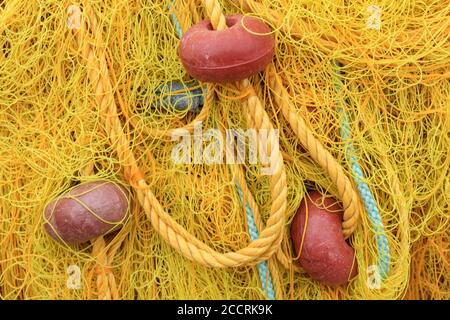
[91,237,119,300]
[232,165,284,299]
[235,183,275,299]
[81,163,119,298]
[170,1,281,297]
[244,85,304,274]
[204,1,304,275]
[216,114,281,297]
[204,0,227,30]
[266,64,360,238]
[80,5,286,268]
[202,0,289,296]
[74,18,118,300]
[168,0,184,38]
[188,0,202,24]
[235,0,361,237]
[333,63,390,278]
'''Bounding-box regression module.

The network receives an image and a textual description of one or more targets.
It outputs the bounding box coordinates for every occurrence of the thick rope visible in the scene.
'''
[232,165,284,299]
[170,1,281,298]
[236,0,391,276]
[216,115,281,297]
[203,0,289,296]
[235,183,275,299]
[80,5,286,268]
[74,18,118,301]
[204,0,308,278]
[91,237,119,300]
[266,64,360,238]
[204,0,227,30]
[223,93,290,299]
[244,83,303,274]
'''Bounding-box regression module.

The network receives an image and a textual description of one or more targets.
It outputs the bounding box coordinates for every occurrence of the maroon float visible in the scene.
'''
[178,14,275,83]
[44,181,129,245]
[291,191,358,286]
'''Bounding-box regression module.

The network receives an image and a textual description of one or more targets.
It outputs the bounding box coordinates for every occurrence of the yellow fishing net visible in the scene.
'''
[0,0,448,300]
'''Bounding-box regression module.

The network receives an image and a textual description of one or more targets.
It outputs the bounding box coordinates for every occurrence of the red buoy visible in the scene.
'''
[291,191,358,286]
[178,14,275,83]
[43,181,129,245]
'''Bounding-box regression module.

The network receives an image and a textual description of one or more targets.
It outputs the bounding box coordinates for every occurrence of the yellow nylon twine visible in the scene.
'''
[0,0,448,299]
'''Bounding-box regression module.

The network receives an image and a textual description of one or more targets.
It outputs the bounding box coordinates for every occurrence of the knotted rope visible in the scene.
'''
[76,3,287,270]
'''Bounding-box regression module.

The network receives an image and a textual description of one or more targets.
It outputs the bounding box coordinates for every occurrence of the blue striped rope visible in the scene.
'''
[167,1,275,299]
[167,0,184,39]
[235,183,275,300]
[333,63,390,279]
